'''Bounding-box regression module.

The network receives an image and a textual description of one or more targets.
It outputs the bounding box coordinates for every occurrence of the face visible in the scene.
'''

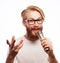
[23,10,43,37]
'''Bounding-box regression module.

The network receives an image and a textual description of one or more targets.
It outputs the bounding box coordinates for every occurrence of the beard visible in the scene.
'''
[26,26,43,40]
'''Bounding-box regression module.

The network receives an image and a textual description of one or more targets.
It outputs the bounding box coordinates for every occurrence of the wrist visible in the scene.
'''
[6,54,15,63]
[9,50,17,58]
[48,52,58,63]
[48,51,55,59]
[8,54,15,59]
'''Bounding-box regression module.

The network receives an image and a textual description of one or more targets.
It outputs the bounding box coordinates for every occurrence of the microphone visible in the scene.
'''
[37,31,50,53]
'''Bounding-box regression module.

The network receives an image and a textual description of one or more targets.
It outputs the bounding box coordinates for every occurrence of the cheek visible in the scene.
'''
[27,24,34,29]
[39,24,43,28]
[39,23,43,26]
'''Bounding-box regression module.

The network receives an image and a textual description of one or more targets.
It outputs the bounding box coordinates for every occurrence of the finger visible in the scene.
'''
[40,38,47,42]
[15,43,23,52]
[11,36,16,47]
[19,40,23,45]
[41,39,47,45]
[17,40,23,49]
[11,36,15,42]
[12,40,23,52]
[43,45,49,50]
[41,41,49,48]
[42,44,47,48]
[14,40,23,49]
[6,40,11,46]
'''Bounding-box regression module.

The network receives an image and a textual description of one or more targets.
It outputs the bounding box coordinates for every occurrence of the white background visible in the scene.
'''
[0,0,60,63]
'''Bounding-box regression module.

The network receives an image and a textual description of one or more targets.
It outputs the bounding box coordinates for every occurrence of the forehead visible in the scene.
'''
[25,10,42,19]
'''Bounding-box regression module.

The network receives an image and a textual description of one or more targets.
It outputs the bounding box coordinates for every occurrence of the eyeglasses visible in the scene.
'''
[25,19,44,25]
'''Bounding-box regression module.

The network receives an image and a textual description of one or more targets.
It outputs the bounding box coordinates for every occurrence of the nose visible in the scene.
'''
[34,21,39,26]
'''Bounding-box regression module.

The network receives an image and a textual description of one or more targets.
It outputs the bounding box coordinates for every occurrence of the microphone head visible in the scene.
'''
[37,31,44,39]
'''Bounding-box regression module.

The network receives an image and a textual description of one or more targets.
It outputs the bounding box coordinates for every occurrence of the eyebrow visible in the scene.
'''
[27,17,42,20]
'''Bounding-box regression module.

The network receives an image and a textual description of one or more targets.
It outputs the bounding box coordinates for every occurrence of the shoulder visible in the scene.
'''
[15,35,25,45]
[16,36,24,41]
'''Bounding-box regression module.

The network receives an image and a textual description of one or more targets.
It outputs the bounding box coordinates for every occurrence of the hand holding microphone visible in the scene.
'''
[37,31,50,53]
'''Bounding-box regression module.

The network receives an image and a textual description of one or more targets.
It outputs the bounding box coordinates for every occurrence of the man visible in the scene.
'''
[6,5,58,63]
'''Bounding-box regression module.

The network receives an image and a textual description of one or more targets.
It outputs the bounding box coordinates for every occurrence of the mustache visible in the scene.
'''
[31,27,42,30]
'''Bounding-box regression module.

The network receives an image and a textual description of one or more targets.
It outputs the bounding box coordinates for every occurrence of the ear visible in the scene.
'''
[22,21,26,27]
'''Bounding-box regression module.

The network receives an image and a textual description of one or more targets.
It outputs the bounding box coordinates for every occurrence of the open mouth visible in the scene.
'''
[32,29,39,32]
[31,29,40,36]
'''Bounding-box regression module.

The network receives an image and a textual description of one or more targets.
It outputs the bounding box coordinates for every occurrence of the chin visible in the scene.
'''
[32,34,39,39]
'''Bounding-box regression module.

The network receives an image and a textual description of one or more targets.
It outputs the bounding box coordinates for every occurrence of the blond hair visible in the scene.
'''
[21,5,45,20]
